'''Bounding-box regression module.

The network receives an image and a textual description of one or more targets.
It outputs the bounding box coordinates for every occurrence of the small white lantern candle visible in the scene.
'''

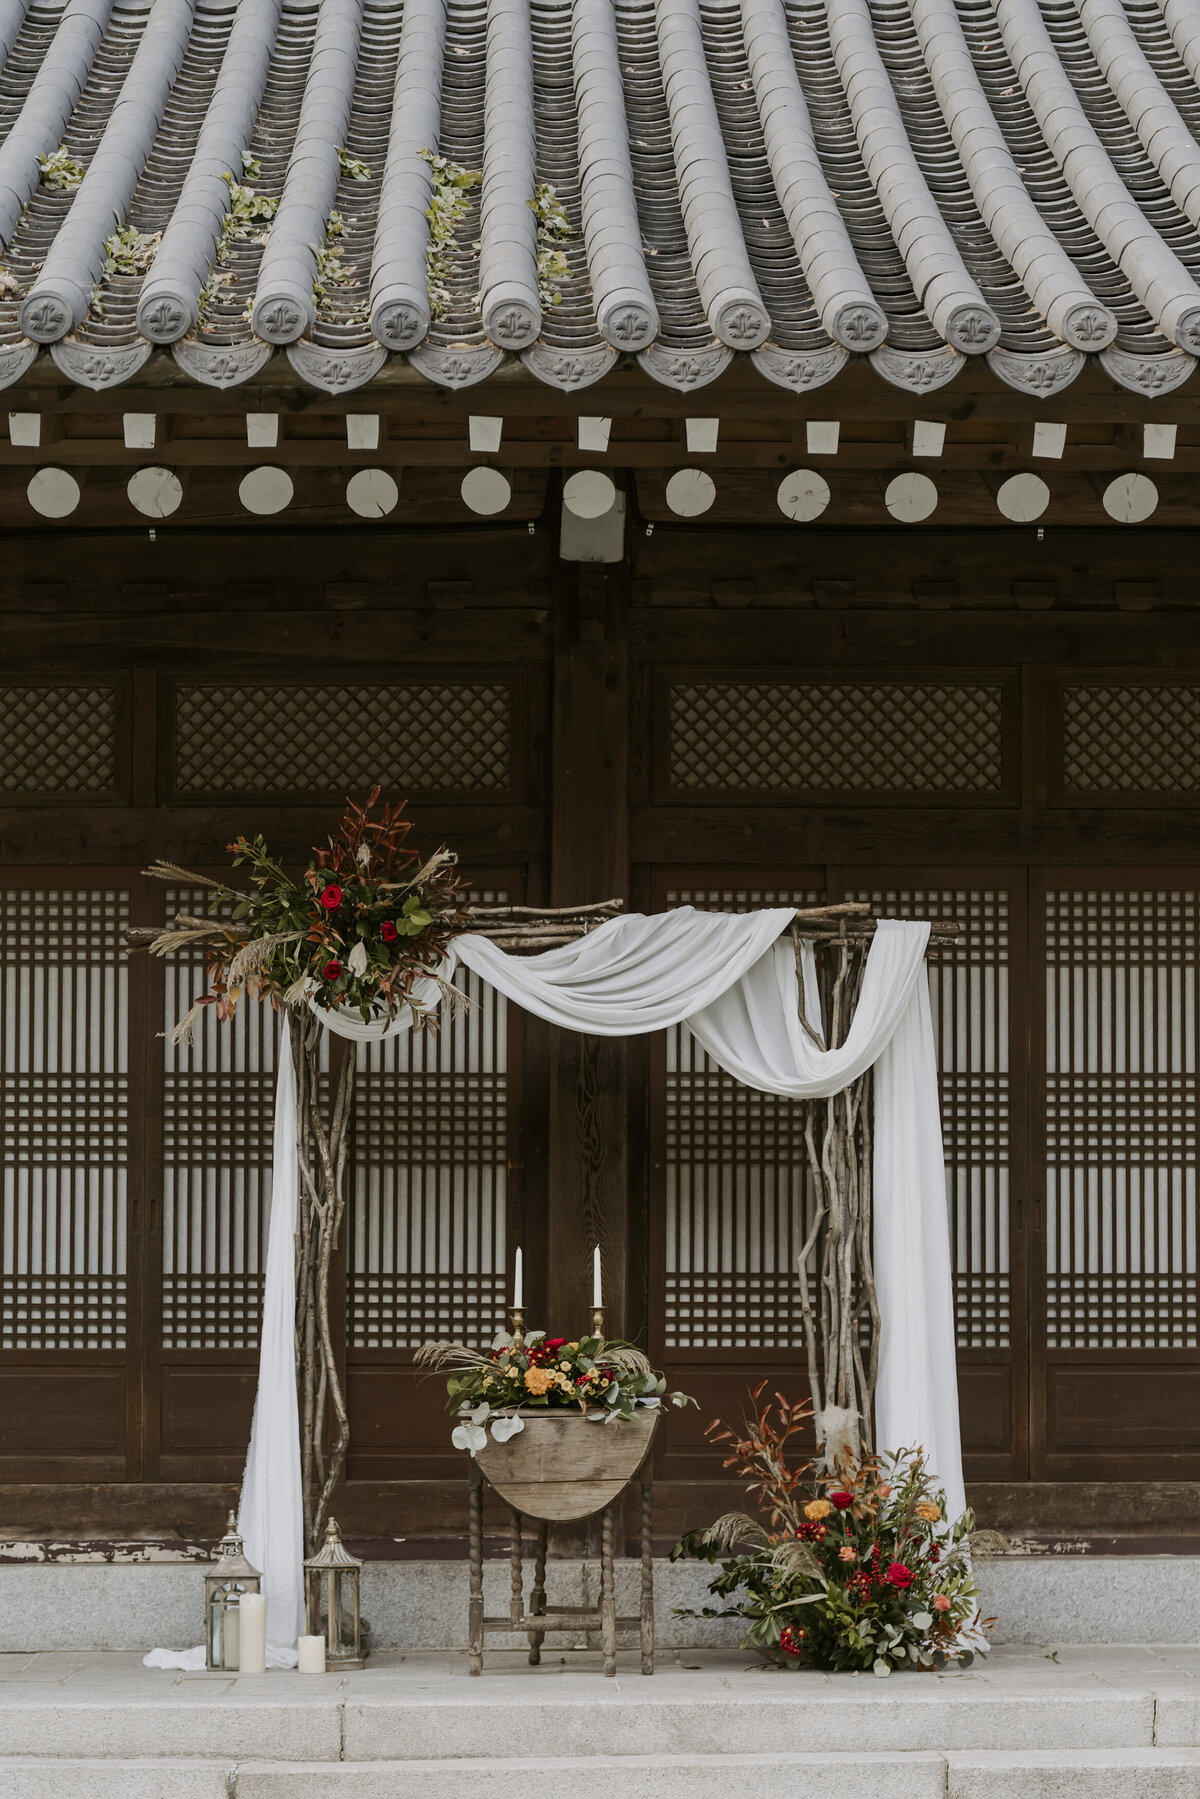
[593,1245,602,1309]
[513,1245,523,1309]
[297,1635,326,1674]
[237,1593,266,1675]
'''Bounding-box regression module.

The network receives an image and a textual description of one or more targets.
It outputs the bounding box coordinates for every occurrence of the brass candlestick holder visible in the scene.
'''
[591,1305,604,1343]
[509,1305,526,1350]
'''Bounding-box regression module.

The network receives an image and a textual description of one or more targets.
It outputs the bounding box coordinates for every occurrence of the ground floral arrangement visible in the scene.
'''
[672,1386,988,1675]
[147,788,469,1043]
[416,1330,695,1452]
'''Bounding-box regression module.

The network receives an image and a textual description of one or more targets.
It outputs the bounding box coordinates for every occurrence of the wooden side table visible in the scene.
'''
[467,1454,654,1677]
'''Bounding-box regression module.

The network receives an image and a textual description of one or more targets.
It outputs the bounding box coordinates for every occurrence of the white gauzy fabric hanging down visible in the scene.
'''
[150,907,962,1666]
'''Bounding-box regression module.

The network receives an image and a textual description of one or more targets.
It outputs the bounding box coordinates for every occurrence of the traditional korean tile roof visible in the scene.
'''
[0,0,1199,399]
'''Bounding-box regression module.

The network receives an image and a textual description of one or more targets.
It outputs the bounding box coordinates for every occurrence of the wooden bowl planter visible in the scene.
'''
[474,1407,658,1522]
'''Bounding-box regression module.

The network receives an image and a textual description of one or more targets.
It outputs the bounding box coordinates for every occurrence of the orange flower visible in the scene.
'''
[933,1594,952,1612]
[838,1546,857,1563]
[917,1502,942,1523]
[524,1367,554,1395]
[804,1499,832,1521]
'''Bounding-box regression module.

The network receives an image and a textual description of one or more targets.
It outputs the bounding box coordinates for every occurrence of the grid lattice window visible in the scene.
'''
[669,683,1004,793]
[849,888,1011,1351]
[347,890,511,1350]
[661,885,823,1351]
[159,889,296,1350]
[1,888,129,1349]
[173,683,510,795]
[1045,888,1199,1349]
[1064,685,1200,793]
[0,688,116,794]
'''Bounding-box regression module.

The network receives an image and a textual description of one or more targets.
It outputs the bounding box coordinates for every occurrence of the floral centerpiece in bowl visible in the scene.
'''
[672,1384,987,1675]
[417,1331,695,1524]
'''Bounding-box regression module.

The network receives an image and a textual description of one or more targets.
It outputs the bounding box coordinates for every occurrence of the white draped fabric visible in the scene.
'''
[153,907,962,1663]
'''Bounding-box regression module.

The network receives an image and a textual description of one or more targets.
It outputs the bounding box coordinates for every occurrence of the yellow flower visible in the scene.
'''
[917,1502,942,1523]
[524,1367,554,1396]
[804,1500,833,1522]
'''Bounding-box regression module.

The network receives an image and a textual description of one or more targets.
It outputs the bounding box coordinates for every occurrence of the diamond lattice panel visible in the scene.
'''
[1045,887,1199,1349]
[661,885,822,1352]
[849,888,1011,1351]
[0,888,129,1349]
[1064,686,1200,793]
[669,684,1004,792]
[174,683,510,795]
[0,687,116,794]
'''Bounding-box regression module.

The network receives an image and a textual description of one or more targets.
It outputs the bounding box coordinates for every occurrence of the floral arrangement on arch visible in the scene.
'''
[672,1384,988,1675]
[148,788,470,1043]
[415,1329,695,1452]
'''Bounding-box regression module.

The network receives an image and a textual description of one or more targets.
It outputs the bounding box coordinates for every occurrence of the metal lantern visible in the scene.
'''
[205,1511,261,1672]
[304,1517,364,1670]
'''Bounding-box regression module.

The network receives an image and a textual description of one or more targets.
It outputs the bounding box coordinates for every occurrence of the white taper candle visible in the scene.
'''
[513,1245,523,1308]
[593,1244,602,1309]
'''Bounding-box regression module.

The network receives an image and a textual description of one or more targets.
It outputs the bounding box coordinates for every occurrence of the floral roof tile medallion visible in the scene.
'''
[287,343,389,396]
[50,341,154,390]
[520,344,618,391]
[1099,347,1196,397]
[172,342,275,390]
[637,345,732,392]
[869,346,963,395]
[752,346,848,394]
[407,346,506,390]
[988,346,1084,397]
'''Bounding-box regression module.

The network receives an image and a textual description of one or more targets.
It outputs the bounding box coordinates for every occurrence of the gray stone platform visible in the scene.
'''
[5,1553,1200,1652]
[3,1646,1200,1796]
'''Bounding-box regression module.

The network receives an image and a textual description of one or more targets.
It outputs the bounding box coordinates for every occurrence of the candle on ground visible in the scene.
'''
[237,1593,266,1675]
[297,1635,326,1674]
[593,1245,602,1309]
[513,1245,523,1308]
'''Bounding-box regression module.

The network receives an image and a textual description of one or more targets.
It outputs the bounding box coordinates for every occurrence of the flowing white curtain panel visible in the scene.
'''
[222,908,961,1657]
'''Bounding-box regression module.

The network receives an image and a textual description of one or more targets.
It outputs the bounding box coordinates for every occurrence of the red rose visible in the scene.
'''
[320,884,343,910]
[885,1561,915,1590]
[322,959,343,982]
[830,1491,854,1510]
[543,1338,567,1351]
[381,920,398,943]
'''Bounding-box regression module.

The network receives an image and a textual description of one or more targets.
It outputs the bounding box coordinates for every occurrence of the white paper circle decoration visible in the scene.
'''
[884,472,938,523]
[461,466,512,515]
[563,469,617,519]
[1103,472,1158,524]
[27,467,80,518]
[239,466,293,515]
[127,466,183,518]
[346,468,399,518]
[996,472,1049,523]
[777,468,831,522]
[665,468,716,517]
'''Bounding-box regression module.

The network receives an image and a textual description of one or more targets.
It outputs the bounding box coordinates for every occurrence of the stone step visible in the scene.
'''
[0,1683,1167,1759]
[7,1748,1200,1799]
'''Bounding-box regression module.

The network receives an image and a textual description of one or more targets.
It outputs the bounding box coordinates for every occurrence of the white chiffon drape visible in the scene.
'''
[154,907,962,1661]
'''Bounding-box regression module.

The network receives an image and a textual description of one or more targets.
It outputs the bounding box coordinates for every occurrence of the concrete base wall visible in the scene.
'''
[0,1556,1197,1653]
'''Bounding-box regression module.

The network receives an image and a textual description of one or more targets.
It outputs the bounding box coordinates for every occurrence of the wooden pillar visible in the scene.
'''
[547,560,629,1337]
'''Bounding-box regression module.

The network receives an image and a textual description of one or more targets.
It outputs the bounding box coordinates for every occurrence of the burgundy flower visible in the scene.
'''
[830,1491,854,1510]
[381,919,398,943]
[885,1561,915,1590]
[319,883,343,910]
[322,959,343,982]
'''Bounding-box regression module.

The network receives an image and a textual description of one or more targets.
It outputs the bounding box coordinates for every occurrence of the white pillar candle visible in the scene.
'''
[593,1245,602,1309]
[237,1593,266,1674]
[223,1604,240,1670]
[297,1635,326,1674]
[513,1245,523,1308]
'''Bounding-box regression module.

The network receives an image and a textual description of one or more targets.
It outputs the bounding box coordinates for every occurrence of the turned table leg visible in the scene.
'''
[640,1473,654,1675]
[600,1501,617,1678]
[509,1506,524,1631]
[528,1520,549,1664]
[468,1459,484,1676]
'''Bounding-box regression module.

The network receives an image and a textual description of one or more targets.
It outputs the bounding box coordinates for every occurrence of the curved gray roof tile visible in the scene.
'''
[0,0,1195,395]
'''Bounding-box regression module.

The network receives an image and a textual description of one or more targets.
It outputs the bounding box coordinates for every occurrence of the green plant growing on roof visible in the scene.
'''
[529,180,572,309]
[102,226,161,278]
[197,161,279,327]
[337,147,372,182]
[420,147,481,319]
[37,146,85,191]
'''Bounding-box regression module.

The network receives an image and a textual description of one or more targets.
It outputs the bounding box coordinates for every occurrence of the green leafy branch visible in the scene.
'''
[420,147,481,319]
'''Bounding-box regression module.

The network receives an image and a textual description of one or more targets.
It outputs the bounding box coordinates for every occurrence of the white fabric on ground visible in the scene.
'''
[159,906,962,1667]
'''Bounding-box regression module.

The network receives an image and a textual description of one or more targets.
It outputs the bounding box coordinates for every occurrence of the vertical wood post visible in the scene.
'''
[547,561,630,1337]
